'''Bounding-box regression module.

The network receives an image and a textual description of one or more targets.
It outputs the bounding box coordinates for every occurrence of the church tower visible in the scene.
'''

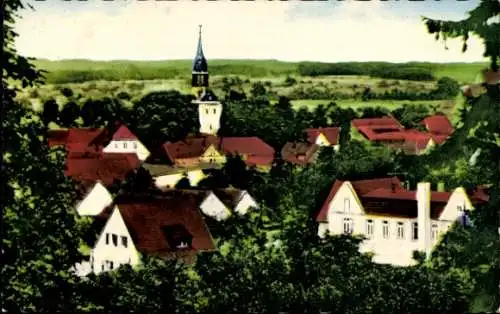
[191,25,222,136]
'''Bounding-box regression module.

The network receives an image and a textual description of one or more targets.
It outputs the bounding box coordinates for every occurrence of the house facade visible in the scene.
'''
[47,122,150,161]
[305,127,341,151]
[316,177,488,266]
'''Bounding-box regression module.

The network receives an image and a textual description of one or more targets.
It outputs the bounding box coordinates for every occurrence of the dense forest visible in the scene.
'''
[2,0,499,313]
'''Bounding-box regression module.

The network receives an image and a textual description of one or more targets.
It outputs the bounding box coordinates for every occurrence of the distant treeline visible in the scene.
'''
[297,62,436,81]
[33,59,486,84]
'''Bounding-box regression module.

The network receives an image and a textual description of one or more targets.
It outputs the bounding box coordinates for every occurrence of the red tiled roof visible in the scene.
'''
[47,129,69,147]
[305,127,341,145]
[352,116,404,129]
[113,193,216,258]
[316,177,403,222]
[421,115,454,136]
[112,125,138,140]
[220,137,275,156]
[281,142,320,166]
[65,128,105,153]
[65,153,141,186]
[163,136,218,161]
[245,155,274,167]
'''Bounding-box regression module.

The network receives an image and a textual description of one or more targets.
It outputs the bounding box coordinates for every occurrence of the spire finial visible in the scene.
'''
[198,24,202,37]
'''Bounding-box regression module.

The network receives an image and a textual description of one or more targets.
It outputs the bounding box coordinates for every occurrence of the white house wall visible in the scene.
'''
[103,140,151,161]
[439,187,473,222]
[198,102,223,135]
[234,192,259,215]
[199,192,231,221]
[154,169,206,189]
[87,206,140,276]
[76,182,113,216]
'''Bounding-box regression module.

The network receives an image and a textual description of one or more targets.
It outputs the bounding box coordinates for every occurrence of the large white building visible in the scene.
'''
[316,177,489,266]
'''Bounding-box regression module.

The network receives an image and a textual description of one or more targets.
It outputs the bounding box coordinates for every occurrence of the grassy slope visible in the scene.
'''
[33,59,488,84]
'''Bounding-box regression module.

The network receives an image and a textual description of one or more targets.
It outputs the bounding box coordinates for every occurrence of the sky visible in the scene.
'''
[14,0,488,63]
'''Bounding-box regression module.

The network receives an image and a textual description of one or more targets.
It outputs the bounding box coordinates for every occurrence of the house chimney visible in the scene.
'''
[417,182,432,259]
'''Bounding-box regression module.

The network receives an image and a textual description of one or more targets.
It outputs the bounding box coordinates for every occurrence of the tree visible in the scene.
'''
[423,2,500,312]
[2,1,89,311]
[358,106,390,119]
[432,77,461,99]
[60,87,74,98]
[175,175,192,189]
[130,90,198,149]
[391,104,432,129]
[59,101,80,127]
[250,81,267,98]
[42,98,59,125]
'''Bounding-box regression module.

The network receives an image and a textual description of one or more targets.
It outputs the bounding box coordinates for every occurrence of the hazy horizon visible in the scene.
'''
[17,0,488,63]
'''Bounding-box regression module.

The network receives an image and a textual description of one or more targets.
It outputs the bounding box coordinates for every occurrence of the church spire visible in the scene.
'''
[192,24,208,73]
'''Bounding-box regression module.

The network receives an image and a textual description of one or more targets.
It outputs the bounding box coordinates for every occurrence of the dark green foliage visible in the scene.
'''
[59,101,80,127]
[174,175,192,189]
[358,106,390,118]
[128,90,198,148]
[42,98,59,125]
[391,104,433,129]
[250,81,267,98]
[60,87,74,98]
[298,61,435,81]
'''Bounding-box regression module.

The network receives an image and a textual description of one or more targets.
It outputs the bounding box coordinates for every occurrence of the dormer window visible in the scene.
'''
[123,142,128,149]
[163,224,192,250]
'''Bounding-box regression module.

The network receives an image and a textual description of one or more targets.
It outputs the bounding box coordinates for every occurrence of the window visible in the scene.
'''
[412,222,418,241]
[101,263,105,271]
[213,108,216,114]
[365,219,374,238]
[105,233,110,245]
[106,260,114,270]
[382,221,389,239]
[114,143,118,148]
[197,75,204,85]
[205,109,209,114]
[163,224,192,250]
[343,198,350,213]
[431,224,439,240]
[133,142,137,149]
[209,124,213,130]
[112,234,118,247]
[123,142,128,149]
[121,236,128,248]
[343,218,353,234]
[396,222,405,240]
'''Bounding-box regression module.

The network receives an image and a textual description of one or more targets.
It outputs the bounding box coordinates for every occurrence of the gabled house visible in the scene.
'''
[212,188,259,215]
[47,122,150,161]
[281,142,320,166]
[316,177,489,266]
[305,127,341,150]
[162,135,275,170]
[75,191,217,276]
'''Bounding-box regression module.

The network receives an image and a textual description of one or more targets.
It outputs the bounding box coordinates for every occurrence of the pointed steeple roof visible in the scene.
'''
[193,25,208,73]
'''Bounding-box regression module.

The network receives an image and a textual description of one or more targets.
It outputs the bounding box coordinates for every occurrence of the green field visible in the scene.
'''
[33,59,488,85]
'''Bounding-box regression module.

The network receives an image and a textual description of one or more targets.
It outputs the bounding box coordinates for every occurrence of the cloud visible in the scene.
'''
[14,0,487,63]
